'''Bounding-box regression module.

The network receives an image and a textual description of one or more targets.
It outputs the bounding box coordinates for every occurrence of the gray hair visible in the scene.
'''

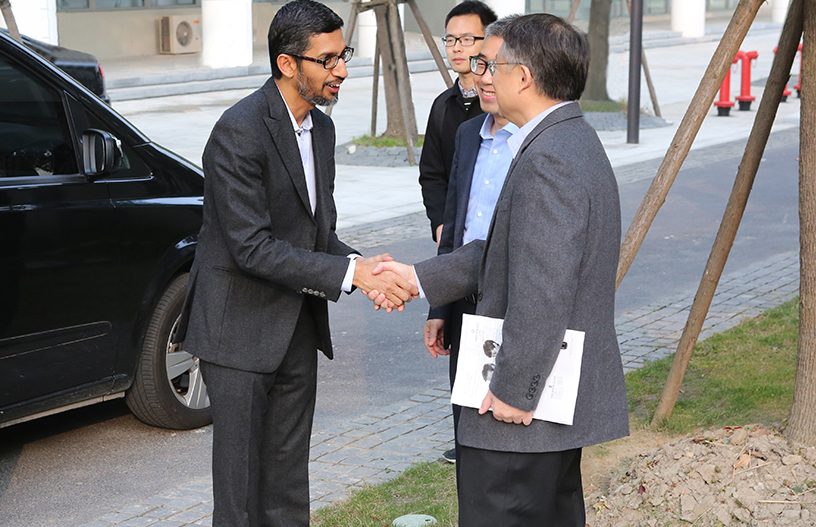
[484,14,520,40]
[498,13,589,101]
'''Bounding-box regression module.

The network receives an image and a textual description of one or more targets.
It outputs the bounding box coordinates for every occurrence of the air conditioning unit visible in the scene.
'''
[159,15,202,54]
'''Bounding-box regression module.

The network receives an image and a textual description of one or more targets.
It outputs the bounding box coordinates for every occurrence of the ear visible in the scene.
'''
[517,64,535,94]
[276,53,298,80]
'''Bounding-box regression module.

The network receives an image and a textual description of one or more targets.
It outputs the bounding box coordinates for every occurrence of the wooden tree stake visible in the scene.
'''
[405,0,453,88]
[387,0,417,164]
[0,0,21,43]
[567,0,581,24]
[651,0,804,426]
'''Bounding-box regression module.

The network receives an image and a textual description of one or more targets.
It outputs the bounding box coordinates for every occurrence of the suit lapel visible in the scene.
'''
[454,119,485,245]
[262,79,314,220]
[310,110,331,228]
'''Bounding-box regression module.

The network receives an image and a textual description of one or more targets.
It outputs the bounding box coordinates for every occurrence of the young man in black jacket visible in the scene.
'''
[419,1,496,244]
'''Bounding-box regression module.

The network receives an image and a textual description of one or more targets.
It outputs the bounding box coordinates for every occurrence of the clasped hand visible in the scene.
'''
[480,390,534,426]
[353,255,418,312]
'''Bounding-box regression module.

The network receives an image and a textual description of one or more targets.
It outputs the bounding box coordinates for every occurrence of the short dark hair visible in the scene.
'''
[445,1,498,30]
[267,0,344,79]
[500,13,589,101]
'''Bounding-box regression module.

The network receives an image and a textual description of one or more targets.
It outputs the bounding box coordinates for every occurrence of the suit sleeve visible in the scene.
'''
[419,96,449,241]
[202,115,350,302]
[415,239,483,309]
[488,158,589,412]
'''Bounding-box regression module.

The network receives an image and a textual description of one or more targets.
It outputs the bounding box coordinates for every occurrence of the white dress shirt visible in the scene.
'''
[276,81,358,292]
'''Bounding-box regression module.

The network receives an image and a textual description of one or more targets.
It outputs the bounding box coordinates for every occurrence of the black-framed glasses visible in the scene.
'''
[470,56,521,76]
[289,46,354,70]
[441,35,484,47]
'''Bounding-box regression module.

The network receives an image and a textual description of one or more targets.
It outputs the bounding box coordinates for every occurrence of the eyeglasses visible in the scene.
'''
[441,35,484,47]
[470,56,521,76]
[289,46,354,70]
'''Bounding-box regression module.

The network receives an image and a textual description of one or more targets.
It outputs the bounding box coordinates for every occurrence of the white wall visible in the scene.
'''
[0,0,58,44]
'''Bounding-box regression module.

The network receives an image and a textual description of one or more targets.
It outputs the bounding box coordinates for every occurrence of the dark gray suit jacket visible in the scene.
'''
[180,78,355,373]
[415,103,629,453]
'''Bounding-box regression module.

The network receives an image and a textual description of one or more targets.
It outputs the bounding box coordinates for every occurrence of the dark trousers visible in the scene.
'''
[200,302,319,527]
[458,445,585,527]
[447,298,478,443]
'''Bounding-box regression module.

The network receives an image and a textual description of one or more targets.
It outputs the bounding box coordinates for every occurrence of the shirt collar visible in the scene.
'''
[275,80,313,134]
[457,78,479,99]
[507,100,574,157]
[479,113,520,140]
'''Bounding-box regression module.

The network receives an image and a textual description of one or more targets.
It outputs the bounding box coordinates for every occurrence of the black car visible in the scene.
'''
[0,30,210,430]
[1,28,108,104]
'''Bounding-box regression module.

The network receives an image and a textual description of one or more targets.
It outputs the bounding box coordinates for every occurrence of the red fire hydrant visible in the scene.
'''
[795,43,803,97]
[735,50,758,111]
[774,46,793,102]
[714,54,739,116]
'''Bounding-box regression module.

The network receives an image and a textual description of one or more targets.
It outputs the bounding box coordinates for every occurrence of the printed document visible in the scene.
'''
[451,314,585,425]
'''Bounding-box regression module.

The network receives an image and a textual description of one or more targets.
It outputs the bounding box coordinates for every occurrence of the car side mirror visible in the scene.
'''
[82,129,123,178]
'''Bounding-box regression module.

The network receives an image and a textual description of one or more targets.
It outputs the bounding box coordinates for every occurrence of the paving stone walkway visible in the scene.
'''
[80,248,800,527]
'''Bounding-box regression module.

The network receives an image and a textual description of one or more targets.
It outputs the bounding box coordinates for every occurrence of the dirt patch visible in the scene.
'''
[582,426,674,494]
[582,424,816,526]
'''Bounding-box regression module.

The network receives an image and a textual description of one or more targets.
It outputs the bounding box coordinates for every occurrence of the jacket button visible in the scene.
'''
[320,292,326,298]
[478,293,483,301]
[533,374,541,381]
[526,393,534,400]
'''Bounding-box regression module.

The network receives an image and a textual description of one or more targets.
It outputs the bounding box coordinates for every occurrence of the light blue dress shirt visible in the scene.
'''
[462,114,519,245]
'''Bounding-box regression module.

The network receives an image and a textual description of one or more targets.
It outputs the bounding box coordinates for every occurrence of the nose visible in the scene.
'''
[332,57,348,79]
[452,38,464,52]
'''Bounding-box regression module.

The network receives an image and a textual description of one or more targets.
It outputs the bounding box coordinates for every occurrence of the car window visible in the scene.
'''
[0,55,78,177]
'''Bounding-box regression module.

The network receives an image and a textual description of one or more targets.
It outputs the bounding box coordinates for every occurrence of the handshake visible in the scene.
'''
[352,254,418,312]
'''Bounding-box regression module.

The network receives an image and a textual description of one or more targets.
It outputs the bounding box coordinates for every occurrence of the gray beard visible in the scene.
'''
[297,70,338,107]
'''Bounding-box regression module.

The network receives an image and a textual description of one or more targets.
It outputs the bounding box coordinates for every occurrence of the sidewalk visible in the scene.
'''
[78,11,804,527]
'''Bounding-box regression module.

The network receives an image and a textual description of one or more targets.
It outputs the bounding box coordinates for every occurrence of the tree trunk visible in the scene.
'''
[0,0,22,43]
[374,4,407,139]
[787,0,816,448]
[585,0,611,101]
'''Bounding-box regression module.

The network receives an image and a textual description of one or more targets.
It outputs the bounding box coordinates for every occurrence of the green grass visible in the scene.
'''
[579,98,627,113]
[627,297,798,434]
[310,298,800,524]
[351,134,425,148]
[310,462,457,527]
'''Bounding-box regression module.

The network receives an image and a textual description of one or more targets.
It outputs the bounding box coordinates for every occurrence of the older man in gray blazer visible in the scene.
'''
[177,2,415,526]
[372,13,628,526]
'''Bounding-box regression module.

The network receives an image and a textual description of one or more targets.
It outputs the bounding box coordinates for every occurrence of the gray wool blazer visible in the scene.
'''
[179,77,356,373]
[415,102,629,453]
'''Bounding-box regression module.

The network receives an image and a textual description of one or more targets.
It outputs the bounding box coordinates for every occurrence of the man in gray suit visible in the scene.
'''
[178,2,416,525]
[371,13,628,526]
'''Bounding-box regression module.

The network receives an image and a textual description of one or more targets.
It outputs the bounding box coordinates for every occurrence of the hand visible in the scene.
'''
[479,390,534,426]
[424,319,448,357]
[354,257,417,310]
[435,224,444,247]
[368,261,418,311]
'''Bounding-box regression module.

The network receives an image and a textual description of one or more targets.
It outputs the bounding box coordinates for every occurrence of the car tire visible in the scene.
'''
[126,273,212,429]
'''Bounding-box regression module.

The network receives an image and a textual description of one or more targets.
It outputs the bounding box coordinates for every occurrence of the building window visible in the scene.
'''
[58,0,197,10]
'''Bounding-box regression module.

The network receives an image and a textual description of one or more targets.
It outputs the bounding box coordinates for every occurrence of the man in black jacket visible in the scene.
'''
[419,0,496,244]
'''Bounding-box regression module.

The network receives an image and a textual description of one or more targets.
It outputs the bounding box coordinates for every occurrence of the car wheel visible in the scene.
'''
[126,273,211,429]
